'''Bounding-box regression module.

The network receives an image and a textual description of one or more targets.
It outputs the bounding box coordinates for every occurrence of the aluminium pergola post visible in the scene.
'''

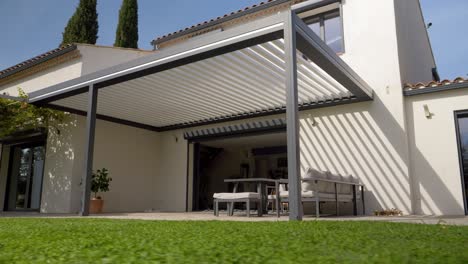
[80,84,98,216]
[284,11,303,221]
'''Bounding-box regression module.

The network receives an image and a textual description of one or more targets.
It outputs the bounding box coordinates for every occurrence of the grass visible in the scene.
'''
[0,219,467,263]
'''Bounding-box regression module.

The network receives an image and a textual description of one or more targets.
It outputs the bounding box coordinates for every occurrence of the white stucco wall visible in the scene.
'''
[154,131,188,212]
[91,118,161,213]
[334,0,411,213]
[0,59,83,96]
[41,115,84,213]
[41,115,162,213]
[406,89,468,215]
[394,0,436,85]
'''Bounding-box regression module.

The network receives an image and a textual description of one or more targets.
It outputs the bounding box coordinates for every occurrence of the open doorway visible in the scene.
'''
[4,142,45,211]
[192,132,287,211]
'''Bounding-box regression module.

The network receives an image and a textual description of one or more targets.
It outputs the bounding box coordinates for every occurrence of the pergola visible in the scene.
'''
[28,9,373,220]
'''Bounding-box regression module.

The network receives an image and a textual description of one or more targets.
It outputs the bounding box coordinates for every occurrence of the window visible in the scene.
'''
[303,10,344,53]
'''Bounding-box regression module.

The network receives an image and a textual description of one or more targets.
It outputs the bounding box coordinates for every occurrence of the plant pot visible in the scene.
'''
[90,198,104,214]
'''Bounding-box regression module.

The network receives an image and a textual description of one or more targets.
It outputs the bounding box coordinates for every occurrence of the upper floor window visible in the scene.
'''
[303,10,344,54]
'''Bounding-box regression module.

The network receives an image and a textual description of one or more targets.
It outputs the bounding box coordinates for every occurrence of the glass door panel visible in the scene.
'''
[7,144,45,211]
[16,148,32,209]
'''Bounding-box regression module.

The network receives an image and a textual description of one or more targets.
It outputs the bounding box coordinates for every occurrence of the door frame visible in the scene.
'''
[454,110,468,215]
[3,139,46,212]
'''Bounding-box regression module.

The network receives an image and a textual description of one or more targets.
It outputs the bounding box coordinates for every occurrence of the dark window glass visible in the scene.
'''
[303,10,344,53]
[307,19,321,37]
[324,13,344,53]
[9,145,45,210]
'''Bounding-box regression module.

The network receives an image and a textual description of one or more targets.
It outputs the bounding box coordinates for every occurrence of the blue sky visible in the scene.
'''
[0,0,466,80]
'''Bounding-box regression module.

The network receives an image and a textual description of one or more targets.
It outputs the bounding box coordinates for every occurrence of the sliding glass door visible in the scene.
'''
[6,144,45,211]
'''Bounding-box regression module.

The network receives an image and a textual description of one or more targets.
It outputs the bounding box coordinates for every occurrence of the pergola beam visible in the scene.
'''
[292,14,373,100]
[284,11,303,221]
[38,96,362,134]
[80,85,98,216]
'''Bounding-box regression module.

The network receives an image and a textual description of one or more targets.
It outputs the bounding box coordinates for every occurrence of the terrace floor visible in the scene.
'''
[1,211,468,225]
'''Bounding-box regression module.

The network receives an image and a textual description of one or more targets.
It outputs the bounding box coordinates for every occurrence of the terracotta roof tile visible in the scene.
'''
[441,79,452,85]
[403,77,468,91]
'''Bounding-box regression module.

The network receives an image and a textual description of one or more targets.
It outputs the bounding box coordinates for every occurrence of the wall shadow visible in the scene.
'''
[40,116,80,213]
[299,92,463,215]
[405,91,467,215]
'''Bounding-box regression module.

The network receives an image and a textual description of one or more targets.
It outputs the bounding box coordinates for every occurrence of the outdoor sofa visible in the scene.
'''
[272,168,365,217]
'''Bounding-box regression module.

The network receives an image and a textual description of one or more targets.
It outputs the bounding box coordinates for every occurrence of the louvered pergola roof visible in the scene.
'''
[28,11,372,132]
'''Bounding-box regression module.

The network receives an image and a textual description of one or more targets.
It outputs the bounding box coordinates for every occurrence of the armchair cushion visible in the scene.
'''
[302,168,334,193]
[302,168,326,192]
[302,168,361,195]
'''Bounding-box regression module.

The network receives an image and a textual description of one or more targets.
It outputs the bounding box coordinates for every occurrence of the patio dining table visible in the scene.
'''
[224,178,288,217]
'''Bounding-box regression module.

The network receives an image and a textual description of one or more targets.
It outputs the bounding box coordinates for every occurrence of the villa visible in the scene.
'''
[0,0,467,220]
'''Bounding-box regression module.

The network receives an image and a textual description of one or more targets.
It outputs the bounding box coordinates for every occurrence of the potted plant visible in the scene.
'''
[90,168,112,214]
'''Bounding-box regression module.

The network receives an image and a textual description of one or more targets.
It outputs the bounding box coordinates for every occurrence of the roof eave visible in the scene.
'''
[404,81,468,96]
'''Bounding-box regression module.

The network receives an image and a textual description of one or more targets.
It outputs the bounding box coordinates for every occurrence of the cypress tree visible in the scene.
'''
[114,0,139,48]
[61,0,99,46]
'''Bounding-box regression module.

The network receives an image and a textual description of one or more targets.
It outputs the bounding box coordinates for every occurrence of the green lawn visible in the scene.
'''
[0,219,467,263]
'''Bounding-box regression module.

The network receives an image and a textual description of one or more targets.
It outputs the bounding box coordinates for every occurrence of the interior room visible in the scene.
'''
[192,132,287,211]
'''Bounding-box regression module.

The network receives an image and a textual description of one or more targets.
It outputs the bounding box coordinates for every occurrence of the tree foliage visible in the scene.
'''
[114,0,139,48]
[61,0,99,46]
[0,89,67,138]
